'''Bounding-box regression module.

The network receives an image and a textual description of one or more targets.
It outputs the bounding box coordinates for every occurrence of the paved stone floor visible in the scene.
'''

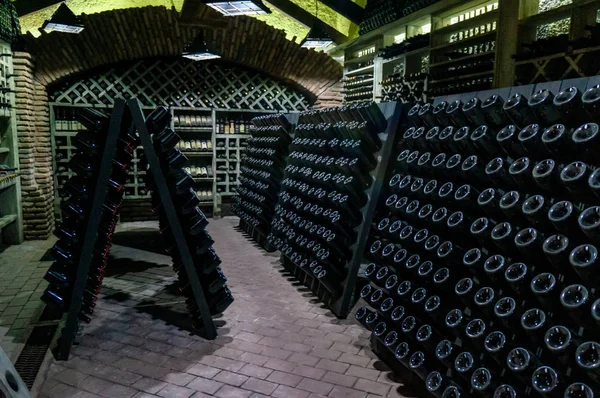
[2,218,413,398]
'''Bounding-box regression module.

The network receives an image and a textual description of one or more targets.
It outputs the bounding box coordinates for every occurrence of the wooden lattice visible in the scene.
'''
[49,58,310,111]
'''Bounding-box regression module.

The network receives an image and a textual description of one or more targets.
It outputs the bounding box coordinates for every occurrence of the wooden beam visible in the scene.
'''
[266,0,348,44]
[318,0,364,24]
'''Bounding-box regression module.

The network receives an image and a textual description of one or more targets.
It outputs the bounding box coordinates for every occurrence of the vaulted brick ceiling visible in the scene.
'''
[22,6,343,106]
[18,0,366,43]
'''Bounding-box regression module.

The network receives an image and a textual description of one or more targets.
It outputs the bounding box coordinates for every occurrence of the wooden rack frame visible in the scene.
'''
[55,99,219,360]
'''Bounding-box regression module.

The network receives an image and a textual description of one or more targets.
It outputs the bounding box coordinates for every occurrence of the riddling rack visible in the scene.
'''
[356,80,600,396]
[45,99,232,360]
[267,101,405,318]
[234,113,297,252]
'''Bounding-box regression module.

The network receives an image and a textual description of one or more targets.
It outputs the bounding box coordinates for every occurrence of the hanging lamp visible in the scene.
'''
[182,33,221,61]
[203,0,271,16]
[301,23,334,49]
[42,3,84,34]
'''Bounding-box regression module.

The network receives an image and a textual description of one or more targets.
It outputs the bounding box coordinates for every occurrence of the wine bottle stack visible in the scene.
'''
[233,113,293,243]
[380,74,426,103]
[266,102,389,305]
[143,107,233,325]
[42,108,134,325]
[356,85,600,396]
[379,34,431,60]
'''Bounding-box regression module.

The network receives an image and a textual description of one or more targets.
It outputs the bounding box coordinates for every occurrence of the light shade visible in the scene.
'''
[204,0,271,16]
[182,33,221,61]
[301,24,334,50]
[42,3,84,34]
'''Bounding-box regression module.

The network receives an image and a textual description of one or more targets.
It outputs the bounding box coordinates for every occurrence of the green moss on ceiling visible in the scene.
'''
[254,2,309,43]
[19,0,361,41]
[20,0,184,36]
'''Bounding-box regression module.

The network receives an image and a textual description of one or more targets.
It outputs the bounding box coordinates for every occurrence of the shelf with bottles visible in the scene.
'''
[433,1,498,34]
[429,73,493,96]
[173,111,212,130]
[429,56,495,81]
[215,112,252,136]
[346,63,376,77]
[343,75,376,90]
[519,0,598,28]
[358,82,600,398]
[53,107,88,132]
[380,34,431,61]
[380,73,427,103]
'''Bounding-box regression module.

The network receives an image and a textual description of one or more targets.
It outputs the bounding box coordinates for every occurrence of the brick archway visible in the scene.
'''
[24,5,343,104]
[15,5,342,239]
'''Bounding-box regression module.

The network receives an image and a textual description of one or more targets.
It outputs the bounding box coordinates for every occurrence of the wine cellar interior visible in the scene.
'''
[2,1,600,398]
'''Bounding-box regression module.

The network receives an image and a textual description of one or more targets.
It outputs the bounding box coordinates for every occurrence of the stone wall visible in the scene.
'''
[13,52,54,240]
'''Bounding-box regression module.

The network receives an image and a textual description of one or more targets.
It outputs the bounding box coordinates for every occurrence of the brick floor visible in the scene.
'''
[1,218,414,397]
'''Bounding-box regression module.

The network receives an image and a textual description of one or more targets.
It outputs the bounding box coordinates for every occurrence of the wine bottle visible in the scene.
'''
[484,254,507,285]
[541,123,573,158]
[425,371,447,398]
[593,299,600,327]
[571,123,599,164]
[446,100,469,127]
[491,222,517,255]
[578,206,600,243]
[394,341,412,369]
[494,297,520,330]
[474,287,496,318]
[470,367,496,394]
[520,308,547,345]
[470,217,494,247]
[445,308,470,339]
[544,325,578,367]
[575,342,600,385]
[561,161,592,200]
[517,123,545,158]
[504,92,536,128]
[462,97,486,127]
[528,89,562,125]
[499,191,525,223]
[554,86,587,126]
[454,351,477,380]
[470,125,497,157]
[522,195,551,230]
[496,124,524,158]
[481,94,511,128]
[485,157,511,188]
[564,383,594,398]
[532,159,560,194]
[560,284,593,326]
[531,366,562,396]
[484,331,509,367]
[569,244,600,284]
[435,340,459,369]
[463,248,485,279]
[508,157,533,187]
[542,233,571,272]
[531,272,561,310]
[465,319,487,351]
[514,228,544,264]
[506,347,540,383]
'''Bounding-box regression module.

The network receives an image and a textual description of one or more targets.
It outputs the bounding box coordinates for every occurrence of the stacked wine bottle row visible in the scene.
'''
[356,85,600,396]
[42,108,134,326]
[233,113,294,250]
[266,102,400,317]
[143,107,233,325]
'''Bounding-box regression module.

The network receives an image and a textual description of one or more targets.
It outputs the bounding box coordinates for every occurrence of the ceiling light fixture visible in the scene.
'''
[301,1,334,50]
[182,33,221,61]
[203,0,271,16]
[301,23,334,49]
[42,3,84,34]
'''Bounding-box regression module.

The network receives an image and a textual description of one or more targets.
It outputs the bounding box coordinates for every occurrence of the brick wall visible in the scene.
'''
[13,52,54,240]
